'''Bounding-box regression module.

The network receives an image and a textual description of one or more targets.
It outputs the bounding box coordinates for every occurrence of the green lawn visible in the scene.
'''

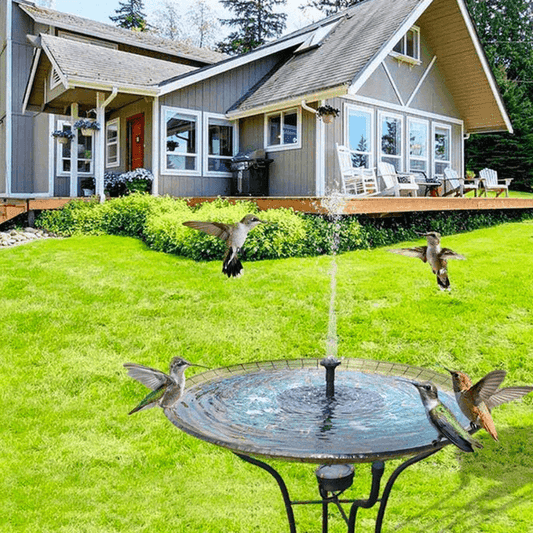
[2,222,533,532]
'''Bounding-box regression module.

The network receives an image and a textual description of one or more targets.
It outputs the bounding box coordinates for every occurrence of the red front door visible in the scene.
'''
[127,113,144,170]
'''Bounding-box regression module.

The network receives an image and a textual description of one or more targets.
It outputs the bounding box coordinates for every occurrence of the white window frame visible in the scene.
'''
[161,105,202,176]
[390,25,421,65]
[344,103,374,169]
[56,120,93,177]
[105,118,120,168]
[203,112,238,177]
[407,117,429,175]
[378,111,404,172]
[432,122,452,177]
[264,107,302,151]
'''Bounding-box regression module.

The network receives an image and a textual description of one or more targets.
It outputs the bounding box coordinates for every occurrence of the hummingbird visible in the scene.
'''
[389,231,466,290]
[405,379,483,453]
[183,214,266,278]
[447,368,533,441]
[124,357,208,415]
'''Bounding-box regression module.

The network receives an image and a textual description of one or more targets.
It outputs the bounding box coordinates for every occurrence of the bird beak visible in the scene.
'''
[396,377,418,387]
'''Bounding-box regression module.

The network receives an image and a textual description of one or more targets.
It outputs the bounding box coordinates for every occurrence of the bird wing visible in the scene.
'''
[182,221,231,242]
[124,363,171,391]
[485,386,533,409]
[432,404,482,452]
[470,370,507,403]
[388,246,428,262]
[440,248,466,260]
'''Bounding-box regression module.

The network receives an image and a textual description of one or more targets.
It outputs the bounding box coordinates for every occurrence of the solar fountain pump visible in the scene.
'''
[320,355,341,398]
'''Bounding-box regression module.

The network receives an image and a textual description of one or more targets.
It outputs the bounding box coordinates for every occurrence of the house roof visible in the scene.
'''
[16,0,227,66]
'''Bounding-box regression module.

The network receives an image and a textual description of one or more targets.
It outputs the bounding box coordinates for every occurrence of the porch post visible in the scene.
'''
[151,96,159,196]
[70,103,79,197]
[95,92,105,202]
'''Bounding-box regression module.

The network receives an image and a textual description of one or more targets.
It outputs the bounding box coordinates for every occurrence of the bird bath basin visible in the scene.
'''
[165,357,472,532]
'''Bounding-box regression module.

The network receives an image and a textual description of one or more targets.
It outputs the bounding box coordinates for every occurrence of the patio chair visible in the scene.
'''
[479,168,513,197]
[335,144,379,196]
[443,168,481,197]
[377,162,418,197]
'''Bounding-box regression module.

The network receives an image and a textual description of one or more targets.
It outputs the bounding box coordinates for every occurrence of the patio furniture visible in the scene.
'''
[377,162,418,197]
[442,168,481,197]
[479,168,513,197]
[412,171,442,197]
[335,144,379,196]
[165,357,473,533]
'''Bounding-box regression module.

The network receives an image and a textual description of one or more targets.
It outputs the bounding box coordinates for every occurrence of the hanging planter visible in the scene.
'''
[51,130,75,143]
[316,105,340,124]
[73,119,101,136]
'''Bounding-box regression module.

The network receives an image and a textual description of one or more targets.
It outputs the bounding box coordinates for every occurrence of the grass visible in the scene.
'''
[2,221,533,532]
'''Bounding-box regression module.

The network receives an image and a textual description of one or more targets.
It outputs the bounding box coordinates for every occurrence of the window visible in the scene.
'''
[379,112,403,171]
[408,118,429,174]
[162,106,201,175]
[203,113,237,175]
[265,108,301,150]
[433,124,451,176]
[346,105,373,168]
[392,26,420,63]
[56,120,93,175]
[106,118,120,167]
[50,68,61,90]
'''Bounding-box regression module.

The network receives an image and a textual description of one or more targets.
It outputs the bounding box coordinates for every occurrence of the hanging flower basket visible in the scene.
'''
[316,105,340,124]
[73,119,101,136]
[51,130,75,143]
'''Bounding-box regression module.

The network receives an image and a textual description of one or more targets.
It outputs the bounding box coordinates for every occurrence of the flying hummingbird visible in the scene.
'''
[405,379,483,453]
[183,214,266,278]
[124,357,208,415]
[389,231,466,290]
[447,368,533,441]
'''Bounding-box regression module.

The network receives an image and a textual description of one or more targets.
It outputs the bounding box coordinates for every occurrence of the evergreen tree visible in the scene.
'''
[300,0,364,17]
[110,0,148,31]
[217,0,287,55]
[465,0,533,191]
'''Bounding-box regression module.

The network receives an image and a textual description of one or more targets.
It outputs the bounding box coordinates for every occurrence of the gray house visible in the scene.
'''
[5,0,512,201]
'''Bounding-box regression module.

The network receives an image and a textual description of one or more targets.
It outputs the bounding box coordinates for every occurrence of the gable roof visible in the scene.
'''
[16,0,226,66]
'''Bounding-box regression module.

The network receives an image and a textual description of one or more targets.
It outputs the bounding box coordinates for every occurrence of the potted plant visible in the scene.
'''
[73,119,101,136]
[119,168,154,194]
[316,105,340,124]
[51,130,75,144]
[80,177,95,197]
[166,140,179,151]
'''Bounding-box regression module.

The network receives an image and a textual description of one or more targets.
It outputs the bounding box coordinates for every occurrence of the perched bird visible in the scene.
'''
[124,357,208,415]
[406,379,483,453]
[183,214,265,278]
[447,368,533,441]
[389,231,466,290]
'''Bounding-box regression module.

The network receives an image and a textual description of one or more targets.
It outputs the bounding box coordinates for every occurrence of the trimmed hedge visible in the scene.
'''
[35,194,533,261]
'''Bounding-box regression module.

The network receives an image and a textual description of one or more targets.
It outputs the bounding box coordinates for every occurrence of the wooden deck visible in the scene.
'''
[2,195,533,225]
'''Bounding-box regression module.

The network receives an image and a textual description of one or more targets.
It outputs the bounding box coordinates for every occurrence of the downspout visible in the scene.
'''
[95,88,118,202]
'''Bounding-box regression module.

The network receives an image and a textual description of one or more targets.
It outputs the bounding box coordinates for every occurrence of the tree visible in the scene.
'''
[187,0,220,49]
[110,0,148,31]
[299,0,364,17]
[150,1,182,41]
[217,0,287,55]
[465,0,533,191]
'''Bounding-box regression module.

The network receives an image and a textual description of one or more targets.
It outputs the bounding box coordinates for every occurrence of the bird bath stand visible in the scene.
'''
[165,357,471,532]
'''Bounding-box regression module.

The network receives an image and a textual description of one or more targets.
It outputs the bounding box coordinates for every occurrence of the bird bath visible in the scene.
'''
[165,357,472,532]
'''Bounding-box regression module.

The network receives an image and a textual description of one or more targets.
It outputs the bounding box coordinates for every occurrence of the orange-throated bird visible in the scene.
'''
[389,231,466,290]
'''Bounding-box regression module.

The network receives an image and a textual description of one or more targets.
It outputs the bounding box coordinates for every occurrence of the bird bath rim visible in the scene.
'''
[165,357,463,464]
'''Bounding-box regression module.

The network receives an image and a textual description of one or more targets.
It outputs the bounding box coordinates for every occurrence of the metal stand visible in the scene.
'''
[235,447,440,533]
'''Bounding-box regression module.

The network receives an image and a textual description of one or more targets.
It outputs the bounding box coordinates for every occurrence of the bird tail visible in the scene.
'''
[223,249,243,278]
[436,269,450,291]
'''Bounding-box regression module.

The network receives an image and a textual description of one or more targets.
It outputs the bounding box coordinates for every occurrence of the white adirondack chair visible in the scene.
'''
[335,144,379,196]
[377,162,418,197]
[443,168,480,197]
[479,168,513,197]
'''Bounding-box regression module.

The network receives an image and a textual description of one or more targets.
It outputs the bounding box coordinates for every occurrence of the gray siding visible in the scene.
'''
[33,114,51,193]
[0,0,6,194]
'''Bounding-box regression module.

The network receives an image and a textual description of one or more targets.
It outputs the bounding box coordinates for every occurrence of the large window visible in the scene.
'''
[203,113,237,175]
[379,112,403,171]
[265,108,301,150]
[346,105,373,168]
[57,120,93,175]
[392,26,420,63]
[408,118,428,174]
[106,118,120,167]
[433,124,451,176]
[162,106,201,174]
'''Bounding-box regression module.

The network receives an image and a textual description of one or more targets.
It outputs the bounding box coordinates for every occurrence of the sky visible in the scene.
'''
[43,0,320,38]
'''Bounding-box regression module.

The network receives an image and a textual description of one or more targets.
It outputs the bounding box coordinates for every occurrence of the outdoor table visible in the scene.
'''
[165,357,472,533]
